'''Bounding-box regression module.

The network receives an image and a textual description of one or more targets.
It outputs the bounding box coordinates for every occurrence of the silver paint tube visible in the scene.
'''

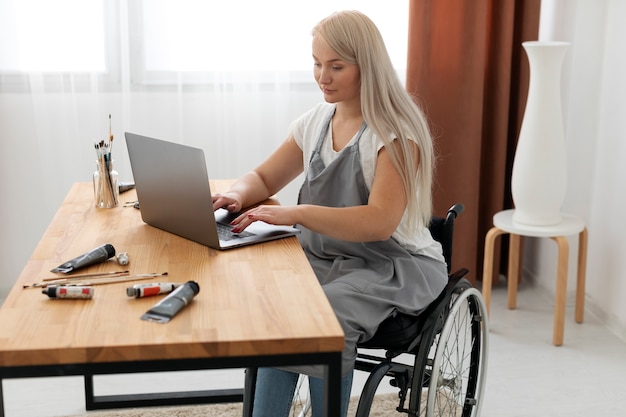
[140,281,200,323]
[50,244,116,273]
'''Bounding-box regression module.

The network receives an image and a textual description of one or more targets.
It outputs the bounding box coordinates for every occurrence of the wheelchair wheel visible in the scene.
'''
[421,284,489,417]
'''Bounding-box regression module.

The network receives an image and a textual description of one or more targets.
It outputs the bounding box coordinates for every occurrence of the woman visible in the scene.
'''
[211,10,448,417]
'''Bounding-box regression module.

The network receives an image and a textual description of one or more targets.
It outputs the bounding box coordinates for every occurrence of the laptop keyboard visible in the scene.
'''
[216,222,254,241]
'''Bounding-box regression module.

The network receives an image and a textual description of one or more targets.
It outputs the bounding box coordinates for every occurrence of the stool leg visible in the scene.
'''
[551,236,570,346]
[482,227,506,314]
[507,234,521,309]
[575,228,588,323]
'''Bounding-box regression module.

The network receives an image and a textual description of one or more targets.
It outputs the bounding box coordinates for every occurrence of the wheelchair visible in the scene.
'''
[293,203,489,417]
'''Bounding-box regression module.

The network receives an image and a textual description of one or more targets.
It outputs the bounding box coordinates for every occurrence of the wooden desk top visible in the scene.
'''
[0,182,344,367]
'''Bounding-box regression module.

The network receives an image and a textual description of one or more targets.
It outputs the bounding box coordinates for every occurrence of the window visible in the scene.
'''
[0,0,105,72]
[140,0,408,72]
[136,0,409,85]
[0,0,408,87]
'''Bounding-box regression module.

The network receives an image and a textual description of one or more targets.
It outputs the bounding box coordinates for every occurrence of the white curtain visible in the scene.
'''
[0,0,408,296]
[535,0,626,336]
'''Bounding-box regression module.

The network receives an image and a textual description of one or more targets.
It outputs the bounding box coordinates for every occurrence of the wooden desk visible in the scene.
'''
[0,182,344,416]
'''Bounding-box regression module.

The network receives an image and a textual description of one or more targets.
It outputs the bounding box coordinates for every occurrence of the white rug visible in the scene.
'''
[63,393,403,416]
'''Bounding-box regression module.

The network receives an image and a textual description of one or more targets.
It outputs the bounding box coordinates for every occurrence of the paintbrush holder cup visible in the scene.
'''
[93,160,119,208]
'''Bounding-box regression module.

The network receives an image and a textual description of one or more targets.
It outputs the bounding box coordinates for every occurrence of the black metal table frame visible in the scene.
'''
[0,351,342,417]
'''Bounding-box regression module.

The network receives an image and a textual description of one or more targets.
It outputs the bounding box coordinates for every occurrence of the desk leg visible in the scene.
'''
[323,353,342,417]
[482,227,507,314]
[507,234,521,309]
[84,373,95,410]
[551,236,570,346]
[0,379,4,417]
[242,367,257,417]
[575,228,588,323]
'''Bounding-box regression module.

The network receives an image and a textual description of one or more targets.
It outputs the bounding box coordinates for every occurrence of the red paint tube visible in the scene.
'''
[126,282,180,298]
[43,286,94,299]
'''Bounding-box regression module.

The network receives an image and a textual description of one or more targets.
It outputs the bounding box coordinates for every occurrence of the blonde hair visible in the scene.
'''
[312,10,434,230]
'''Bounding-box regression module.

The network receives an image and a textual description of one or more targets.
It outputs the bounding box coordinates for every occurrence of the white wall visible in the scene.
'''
[522,0,626,340]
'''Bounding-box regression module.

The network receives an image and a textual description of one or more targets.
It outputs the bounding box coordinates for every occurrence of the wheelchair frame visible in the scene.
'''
[291,204,489,417]
[353,204,489,417]
[354,271,488,417]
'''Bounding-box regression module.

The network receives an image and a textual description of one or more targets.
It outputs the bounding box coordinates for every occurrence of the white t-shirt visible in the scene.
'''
[290,102,444,262]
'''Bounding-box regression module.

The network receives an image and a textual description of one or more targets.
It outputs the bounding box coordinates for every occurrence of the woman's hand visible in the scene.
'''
[212,193,243,213]
[230,205,299,233]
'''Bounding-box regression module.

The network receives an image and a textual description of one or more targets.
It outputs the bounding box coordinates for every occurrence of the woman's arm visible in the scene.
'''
[232,140,419,242]
[212,135,304,213]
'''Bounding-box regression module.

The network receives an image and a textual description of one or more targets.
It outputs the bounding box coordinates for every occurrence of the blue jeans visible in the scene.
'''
[251,367,353,417]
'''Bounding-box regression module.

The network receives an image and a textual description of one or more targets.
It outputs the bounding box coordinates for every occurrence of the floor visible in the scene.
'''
[2,280,626,417]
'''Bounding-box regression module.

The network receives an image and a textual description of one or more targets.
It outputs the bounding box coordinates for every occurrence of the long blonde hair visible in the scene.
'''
[312,10,434,230]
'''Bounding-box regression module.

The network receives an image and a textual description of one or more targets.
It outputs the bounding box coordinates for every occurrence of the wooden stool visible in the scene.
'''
[482,209,588,346]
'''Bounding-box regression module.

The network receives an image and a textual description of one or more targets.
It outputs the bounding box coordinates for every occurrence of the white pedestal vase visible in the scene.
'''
[511,41,570,226]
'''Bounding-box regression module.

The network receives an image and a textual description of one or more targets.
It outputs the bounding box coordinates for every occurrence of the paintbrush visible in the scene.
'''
[108,113,114,152]
[24,272,168,289]
[42,270,130,282]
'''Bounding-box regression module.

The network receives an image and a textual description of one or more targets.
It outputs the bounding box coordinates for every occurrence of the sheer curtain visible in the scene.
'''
[535,0,626,336]
[0,0,409,297]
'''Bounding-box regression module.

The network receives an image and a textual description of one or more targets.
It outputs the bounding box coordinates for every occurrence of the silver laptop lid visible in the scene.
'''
[125,132,299,249]
[125,132,221,248]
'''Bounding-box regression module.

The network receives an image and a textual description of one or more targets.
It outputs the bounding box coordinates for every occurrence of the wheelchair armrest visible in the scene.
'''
[446,203,465,223]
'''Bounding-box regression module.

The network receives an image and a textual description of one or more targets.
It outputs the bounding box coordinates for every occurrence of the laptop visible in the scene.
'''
[125,132,300,250]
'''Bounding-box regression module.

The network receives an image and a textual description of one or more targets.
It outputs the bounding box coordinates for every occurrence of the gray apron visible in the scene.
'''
[295,109,447,377]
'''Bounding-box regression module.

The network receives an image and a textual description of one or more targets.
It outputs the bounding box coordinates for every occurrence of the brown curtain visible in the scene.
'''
[406,0,541,283]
